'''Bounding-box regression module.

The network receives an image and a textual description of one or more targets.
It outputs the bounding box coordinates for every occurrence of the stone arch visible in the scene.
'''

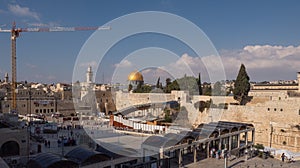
[239,125,247,131]
[231,127,239,133]
[220,128,230,135]
[0,140,20,157]
[209,130,219,138]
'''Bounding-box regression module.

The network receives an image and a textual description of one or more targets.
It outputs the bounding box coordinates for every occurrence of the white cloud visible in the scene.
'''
[243,45,300,59]
[114,60,133,68]
[159,45,300,82]
[8,4,40,20]
[220,45,300,81]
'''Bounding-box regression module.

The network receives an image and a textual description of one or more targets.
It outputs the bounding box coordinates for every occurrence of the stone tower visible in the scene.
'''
[86,66,93,83]
[4,72,9,83]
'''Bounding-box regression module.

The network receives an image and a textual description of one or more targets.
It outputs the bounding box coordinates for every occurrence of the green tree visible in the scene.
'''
[202,83,212,96]
[164,78,171,93]
[165,80,180,93]
[156,77,160,88]
[133,84,152,93]
[176,76,198,95]
[213,81,225,96]
[128,84,133,92]
[233,64,250,105]
[197,73,202,95]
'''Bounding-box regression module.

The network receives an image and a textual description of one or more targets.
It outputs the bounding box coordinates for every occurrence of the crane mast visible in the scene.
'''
[0,22,110,113]
[11,25,19,111]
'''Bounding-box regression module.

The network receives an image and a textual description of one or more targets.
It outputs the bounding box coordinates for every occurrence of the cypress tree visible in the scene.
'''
[156,77,160,88]
[197,73,202,95]
[233,64,250,105]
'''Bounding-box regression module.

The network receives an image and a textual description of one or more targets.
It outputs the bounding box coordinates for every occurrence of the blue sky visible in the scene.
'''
[1,0,300,84]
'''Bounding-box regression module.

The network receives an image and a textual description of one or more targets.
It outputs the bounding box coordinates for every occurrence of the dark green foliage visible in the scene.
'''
[164,109,172,123]
[133,84,151,93]
[176,75,199,95]
[156,77,160,88]
[197,73,202,95]
[128,84,133,91]
[213,81,226,96]
[202,84,212,96]
[233,64,250,105]
[164,79,180,93]
[253,143,264,150]
[194,100,212,112]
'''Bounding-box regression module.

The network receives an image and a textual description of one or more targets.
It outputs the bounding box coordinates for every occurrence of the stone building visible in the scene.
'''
[0,87,56,116]
[0,114,28,166]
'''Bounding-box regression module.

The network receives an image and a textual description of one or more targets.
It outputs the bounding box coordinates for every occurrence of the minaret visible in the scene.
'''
[4,72,9,83]
[297,72,300,92]
[86,66,93,83]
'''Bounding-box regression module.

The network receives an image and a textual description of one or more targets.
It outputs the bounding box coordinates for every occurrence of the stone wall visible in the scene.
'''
[0,128,28,157]
[192,94,300,152]
[114,90,300,152]
[115,91,176,110]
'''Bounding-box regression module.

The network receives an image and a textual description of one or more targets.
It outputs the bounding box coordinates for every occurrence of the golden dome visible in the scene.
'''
[128,71,143,81]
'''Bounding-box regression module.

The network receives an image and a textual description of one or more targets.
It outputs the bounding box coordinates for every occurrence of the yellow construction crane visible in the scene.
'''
[0,22,110,113]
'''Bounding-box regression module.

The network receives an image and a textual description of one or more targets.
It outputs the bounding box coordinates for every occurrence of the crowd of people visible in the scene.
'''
[281,153,295,163]
[209,148,229,159]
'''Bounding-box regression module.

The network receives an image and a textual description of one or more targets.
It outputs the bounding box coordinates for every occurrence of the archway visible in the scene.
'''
[0,141,20,157]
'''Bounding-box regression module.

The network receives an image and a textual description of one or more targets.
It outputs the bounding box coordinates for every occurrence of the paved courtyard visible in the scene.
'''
[186,157,300,168]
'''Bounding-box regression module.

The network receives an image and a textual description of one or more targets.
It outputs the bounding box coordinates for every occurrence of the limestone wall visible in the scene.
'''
[115,91,175,110]
[115,90,300,152]
[193,96,300,152]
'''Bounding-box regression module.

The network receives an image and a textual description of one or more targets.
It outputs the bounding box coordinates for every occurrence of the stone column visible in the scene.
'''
[245,132,248,147]
[252,130,255,144]
[193,145,197,163]
[237,134,240,148]
[178,149,182,167]
[207,142,210,158]
[229,135,232,151]
[159,148,164,167]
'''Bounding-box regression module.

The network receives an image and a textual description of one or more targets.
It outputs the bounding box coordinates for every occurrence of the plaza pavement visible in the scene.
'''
[186,156,300,168]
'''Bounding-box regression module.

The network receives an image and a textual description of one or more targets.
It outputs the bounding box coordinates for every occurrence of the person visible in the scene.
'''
[217,149,221,159]
[281,153,285,162]
[288,156,295,163]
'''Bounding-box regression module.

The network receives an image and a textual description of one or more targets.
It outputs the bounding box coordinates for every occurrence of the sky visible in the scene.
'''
[1,0,300,84]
